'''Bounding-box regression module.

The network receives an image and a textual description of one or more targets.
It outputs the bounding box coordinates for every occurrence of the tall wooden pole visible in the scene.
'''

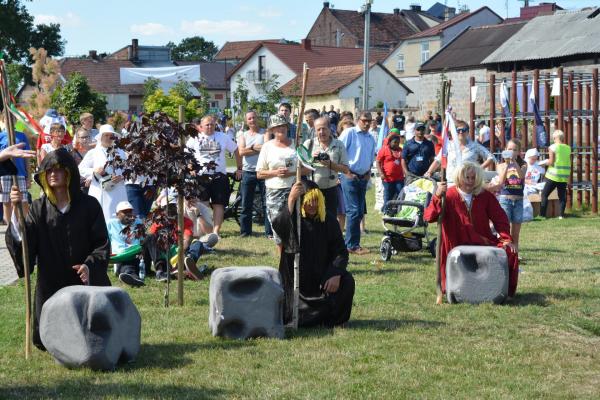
[489,74,496,155]
[566,71,574,210]
[532,70,539,148]
[522,74,529,149]
[576,77,583,208]
[469,76,475,141]
[592,69,598,215]
[585,82,591,206]
[510,70,517,139]
[292,63,309,329]
[0,60,32,359]
[177,106,185,306]
[558,67,564,131]
[544,74,551,146]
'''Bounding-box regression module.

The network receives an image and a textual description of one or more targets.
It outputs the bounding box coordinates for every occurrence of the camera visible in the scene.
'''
[314,152,330,162]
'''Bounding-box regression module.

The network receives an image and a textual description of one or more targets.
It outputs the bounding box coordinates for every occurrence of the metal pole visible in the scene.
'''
[361,1,371,111]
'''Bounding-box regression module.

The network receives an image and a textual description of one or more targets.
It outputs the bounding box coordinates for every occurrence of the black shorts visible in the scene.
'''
[200,173,230,206]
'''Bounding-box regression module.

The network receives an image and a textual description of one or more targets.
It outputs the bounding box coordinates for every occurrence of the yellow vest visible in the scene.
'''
[546,143,571,183]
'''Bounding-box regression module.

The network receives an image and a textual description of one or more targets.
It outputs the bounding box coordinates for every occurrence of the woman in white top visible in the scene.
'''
[39,123,65,162]
[78,124,128,222]
[257,114,305,251]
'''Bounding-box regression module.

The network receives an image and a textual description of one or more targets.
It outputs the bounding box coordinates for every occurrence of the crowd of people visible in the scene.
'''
[0,102,574,336]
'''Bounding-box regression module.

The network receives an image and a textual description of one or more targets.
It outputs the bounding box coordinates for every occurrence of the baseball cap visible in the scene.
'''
[116,201,134,213]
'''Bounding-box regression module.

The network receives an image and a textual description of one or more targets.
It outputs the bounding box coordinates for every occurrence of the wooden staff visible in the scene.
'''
[292,63,309,329]
[177,105,185,306]
[435,79,451,305]
[0,59,32,359]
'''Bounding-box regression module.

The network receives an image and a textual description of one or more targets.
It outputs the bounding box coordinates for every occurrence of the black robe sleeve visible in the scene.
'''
[271,205,299,253]
[321,214,349,283]
[5,206,38,278]
[84,200,111,286]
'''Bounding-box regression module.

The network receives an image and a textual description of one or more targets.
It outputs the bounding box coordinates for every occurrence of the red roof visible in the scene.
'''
[227,41,389,79]
[214,40,279,61]
[280,63,412,96]
[59,58,144,95]
[406,6,502,39]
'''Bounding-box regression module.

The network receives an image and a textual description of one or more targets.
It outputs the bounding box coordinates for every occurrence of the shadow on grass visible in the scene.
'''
[215,248,267,258]
[0,379,227,399]
[285,327,335,339]
[506,292,549,307]
[540,266,600,274]
[347,318,445,331]
[350,267,417,275]
[524,248,567,254]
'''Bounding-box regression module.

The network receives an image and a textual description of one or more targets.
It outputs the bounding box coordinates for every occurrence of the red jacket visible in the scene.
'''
[377,145,404,182]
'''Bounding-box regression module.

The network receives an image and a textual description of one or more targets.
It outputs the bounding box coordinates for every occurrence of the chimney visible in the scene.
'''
[88,50,98,60]
[444,7,456,20]
[410,4,421,12]
[131,38,139,61]
[323,1,329,8]
[393,8,400,15]
[301,38,312,51]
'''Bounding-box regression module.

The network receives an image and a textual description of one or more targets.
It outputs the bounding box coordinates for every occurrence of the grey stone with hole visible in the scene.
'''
[209,266,284,339]
[446,245,508,304]
[40,286,141,370]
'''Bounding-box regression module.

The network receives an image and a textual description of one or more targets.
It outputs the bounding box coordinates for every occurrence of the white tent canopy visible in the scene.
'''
[120,65,202,96]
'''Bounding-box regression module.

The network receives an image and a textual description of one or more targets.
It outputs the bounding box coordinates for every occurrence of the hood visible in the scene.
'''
[34,148,81,205]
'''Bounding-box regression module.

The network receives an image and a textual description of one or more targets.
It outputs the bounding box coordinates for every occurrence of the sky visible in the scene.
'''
[25,0,599,57]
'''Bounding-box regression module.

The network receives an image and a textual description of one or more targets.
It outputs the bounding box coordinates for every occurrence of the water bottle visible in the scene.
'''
[138,259,146,281]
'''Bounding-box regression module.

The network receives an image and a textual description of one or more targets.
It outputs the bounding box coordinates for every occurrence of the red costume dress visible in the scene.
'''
[424,186,519,296]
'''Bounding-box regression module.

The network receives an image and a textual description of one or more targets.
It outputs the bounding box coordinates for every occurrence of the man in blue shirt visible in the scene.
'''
[338,111,376,255]
[0,130,31,224]
[401,122,435,185]
[107,201,145,287]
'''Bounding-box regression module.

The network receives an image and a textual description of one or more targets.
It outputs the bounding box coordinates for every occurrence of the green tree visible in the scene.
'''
[50,72,108,125]
[143,80,209,121]
[166,36,218,61]
[143,77,160,103]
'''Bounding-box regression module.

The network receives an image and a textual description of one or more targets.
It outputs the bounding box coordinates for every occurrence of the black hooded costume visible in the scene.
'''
[271,180,355,327]
[6,148,111,349]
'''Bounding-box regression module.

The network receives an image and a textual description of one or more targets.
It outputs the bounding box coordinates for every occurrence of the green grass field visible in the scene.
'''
[1,190,599,399]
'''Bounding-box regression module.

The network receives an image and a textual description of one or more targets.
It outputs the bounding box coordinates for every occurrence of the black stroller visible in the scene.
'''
[379,177,438,261]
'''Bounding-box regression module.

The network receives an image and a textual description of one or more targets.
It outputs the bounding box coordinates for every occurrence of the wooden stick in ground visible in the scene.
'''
[435,79,452,305]
[292,63,309,330]
[0,59,32,358]
[177,106,185,306]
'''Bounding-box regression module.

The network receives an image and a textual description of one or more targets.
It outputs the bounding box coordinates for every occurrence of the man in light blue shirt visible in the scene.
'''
[107,201,145,287]
[338,111,376,254]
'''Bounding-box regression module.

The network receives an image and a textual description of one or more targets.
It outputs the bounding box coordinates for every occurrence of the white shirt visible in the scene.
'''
[479,126,491,143]
[186,131,237,175]
[404,122,416,141]
[256,140,297,189]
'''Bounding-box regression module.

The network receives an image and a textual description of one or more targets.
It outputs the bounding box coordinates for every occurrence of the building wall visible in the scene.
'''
[106,94,129,112]
[229,47,295,107]
[383,38,442,80]
[303,94,354,115]
[306,9,359,48]
[207,89,229,111]
[441,10,503,46]
[339,65,410,109]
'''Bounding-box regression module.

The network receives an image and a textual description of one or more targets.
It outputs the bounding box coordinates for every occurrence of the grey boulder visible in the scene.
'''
[40,285,141,370]
[209,267,284,339]
[446,245,508,304]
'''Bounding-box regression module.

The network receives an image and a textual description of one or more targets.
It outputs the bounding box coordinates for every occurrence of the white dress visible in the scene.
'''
[78,145,128,222]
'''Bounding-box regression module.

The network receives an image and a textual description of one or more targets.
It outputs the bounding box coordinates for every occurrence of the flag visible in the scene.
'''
[441,106,459,169]
[529,86,547,147]
[500,79,512,140]
[376,102,388,151]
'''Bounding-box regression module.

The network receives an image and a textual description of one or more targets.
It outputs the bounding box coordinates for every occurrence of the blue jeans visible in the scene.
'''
[382,180,404,214]
[126,184,155,218]
[239,171,270,236]
[340,175,368,250]
[186,240,209,262]
[498,197,524,223]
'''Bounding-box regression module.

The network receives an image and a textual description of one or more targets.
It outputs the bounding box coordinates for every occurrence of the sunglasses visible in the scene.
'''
[456,128,469,133]
[360,119,372,123]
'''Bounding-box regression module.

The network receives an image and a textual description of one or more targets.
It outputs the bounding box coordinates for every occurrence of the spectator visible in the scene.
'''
[427,120,442,155]
[304,117,349,217]
[186,115,242,236]
[434,112,442,133]
[107,201,145,287]
[424,162,519,303]
[541,130,570,219]
[257,115,299,252]
[404,116,416,141]
[278,103,296,139]
[524,148,546,194]
[79,112,99,142]
[402,122,435,185]
[320,105,327,117]
[71,127,94,165]
[37,109,69,163]
[376,132,404,214]
[338,111,376,255]
[477,121,491,148]
[78,124,128,222]
[424,120,494,184]
[368,119,379,142]
[40,123,66,162]
[375,111,383,126]
[238,111,270,237]
[392,109,405,131]
[7,149,111,349]
[271,180,354,327]
[327,105,339,132]
[303,108,319,141]
[0,127,31,224]
[337,118,354,137]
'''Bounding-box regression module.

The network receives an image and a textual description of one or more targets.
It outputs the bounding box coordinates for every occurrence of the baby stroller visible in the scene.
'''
[379,177,437,261]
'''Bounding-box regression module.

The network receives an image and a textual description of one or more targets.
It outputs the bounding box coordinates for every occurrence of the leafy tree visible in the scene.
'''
[50,72,108,125]
[143,77,160,103]
[143,80,209,122]
[166,36,218,61]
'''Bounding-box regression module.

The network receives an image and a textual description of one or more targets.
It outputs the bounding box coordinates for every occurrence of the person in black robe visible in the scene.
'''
[6,148,111,350]
[271,180,355,327]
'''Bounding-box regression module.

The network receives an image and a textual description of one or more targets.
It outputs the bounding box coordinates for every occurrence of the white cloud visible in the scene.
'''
[34,12,81,28]
[180,19,267,36]
[258,7,283,18]
[130,23,172,36]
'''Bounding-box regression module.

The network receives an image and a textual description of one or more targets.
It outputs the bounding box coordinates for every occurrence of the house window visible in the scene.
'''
[214,93,224,100]
[258,55,266,81]
[421,42,430,64]
[396,53,405,72]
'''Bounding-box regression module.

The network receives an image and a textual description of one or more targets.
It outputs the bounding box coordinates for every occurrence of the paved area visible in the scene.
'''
[0,225,19,286]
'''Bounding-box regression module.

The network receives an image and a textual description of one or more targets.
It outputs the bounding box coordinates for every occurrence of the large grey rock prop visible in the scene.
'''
[446,246,508,304]
[209,267,284,339]
[40,286,141,370]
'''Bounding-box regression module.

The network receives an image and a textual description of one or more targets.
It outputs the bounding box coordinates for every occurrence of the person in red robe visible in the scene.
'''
[424,161,519,303]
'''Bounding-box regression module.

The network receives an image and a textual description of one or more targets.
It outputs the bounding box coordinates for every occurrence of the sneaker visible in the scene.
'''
[119,272,145,287]
[156,271,168,282]
[239,232,251,238]
[558,216,564,220]
[184,256,202,281]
